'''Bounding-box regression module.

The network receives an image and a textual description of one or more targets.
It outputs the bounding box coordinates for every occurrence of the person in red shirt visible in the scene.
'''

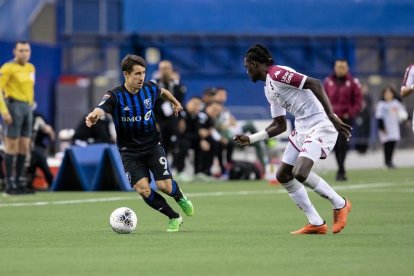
[324,60,362,181]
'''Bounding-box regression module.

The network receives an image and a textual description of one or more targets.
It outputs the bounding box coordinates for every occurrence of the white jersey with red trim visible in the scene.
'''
[264,65,332,133]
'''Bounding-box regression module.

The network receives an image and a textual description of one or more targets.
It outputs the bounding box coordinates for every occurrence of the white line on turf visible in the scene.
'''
[0,182,400,208]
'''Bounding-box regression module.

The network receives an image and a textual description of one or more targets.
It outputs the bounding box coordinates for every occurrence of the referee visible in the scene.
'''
[86,54,194,232]
[0,41,35,195]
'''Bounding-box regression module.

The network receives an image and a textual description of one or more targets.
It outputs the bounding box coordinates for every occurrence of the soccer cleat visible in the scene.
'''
[166,216,183,232]
[177,193,194,216]
[332,199,352,234]
[291,222,328,235]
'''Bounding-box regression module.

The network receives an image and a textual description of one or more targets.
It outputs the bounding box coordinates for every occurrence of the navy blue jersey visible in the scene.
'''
[97,82,161,152]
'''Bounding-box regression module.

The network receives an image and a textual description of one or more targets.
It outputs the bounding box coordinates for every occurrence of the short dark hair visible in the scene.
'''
[203,87,218,97]
[121,54,146,73]
[245,44,274,66]
[14,41,30,48]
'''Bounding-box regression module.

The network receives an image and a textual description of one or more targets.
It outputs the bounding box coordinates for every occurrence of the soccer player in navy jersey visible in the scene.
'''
[234,44,352,234]
[86,55,194,232]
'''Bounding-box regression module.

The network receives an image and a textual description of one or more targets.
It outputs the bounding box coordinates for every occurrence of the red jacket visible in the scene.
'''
[323,73,363,119]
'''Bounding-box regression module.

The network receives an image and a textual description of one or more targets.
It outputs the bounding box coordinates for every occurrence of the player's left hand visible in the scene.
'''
[172,102,183,116]
[233,134,250,147]
[329,114,352,141]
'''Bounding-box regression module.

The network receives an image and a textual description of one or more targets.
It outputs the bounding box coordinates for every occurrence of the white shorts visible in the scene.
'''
[282,123,338,166]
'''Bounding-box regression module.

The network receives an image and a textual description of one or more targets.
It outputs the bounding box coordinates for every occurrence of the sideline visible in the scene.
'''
[0,182,395,208]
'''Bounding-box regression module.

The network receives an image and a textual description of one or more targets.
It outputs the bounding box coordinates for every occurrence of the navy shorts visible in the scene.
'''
[5,99,33,138]
[121,144,172,187]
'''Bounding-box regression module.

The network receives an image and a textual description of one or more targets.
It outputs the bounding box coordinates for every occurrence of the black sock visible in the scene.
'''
[143,189,180,219]
[5,154,14,188]
[169,180,184,201]
[15,154,26,186]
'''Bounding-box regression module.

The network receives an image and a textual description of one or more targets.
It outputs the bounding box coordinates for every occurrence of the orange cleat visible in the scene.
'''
[332,199,352,234]
[291,222,328,234]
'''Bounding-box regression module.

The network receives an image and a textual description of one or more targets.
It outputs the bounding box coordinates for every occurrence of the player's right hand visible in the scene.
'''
[233,134,250,147]
[85,112,99,127]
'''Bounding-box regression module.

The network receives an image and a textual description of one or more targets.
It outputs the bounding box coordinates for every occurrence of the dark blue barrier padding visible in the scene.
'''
[91,145,132,191]
[71,144,107,190]
[51,148,91,191]
[51,144,158,191]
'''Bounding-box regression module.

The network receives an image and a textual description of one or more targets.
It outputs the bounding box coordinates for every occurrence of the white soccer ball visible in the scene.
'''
[109,207,138,234]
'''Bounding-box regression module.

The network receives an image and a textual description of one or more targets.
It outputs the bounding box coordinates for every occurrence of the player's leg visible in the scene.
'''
[149,145,194,216]
[132,177,182,228]
[123,153,181,231]
[277,138,326,234]
[298,129,351,234]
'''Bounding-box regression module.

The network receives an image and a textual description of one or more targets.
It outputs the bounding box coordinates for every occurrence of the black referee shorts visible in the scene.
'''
[121,144,172,187]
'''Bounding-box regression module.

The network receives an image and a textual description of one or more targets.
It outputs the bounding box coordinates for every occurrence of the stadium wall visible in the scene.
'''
[123,0,414,36]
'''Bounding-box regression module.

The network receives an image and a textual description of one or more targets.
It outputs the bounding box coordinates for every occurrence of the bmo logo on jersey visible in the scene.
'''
[121,110,152,122]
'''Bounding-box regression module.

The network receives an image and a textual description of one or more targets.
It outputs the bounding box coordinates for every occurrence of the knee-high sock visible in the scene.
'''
[169,180,184,201]
[281,179,324,226]
[143,189,180,219]
[15,154,26,185]
[5,154,15,187]
[304,172,346,209]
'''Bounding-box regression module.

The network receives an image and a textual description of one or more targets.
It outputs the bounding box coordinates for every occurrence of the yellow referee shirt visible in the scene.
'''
[0,61,35,113]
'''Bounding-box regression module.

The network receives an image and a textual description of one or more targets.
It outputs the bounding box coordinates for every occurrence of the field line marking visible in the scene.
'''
[0,182,396,208]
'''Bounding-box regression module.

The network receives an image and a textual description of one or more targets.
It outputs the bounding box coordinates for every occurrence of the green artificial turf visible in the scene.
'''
[1,168,413,276]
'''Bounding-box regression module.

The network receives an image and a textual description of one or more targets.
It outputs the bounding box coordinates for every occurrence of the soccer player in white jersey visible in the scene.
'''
[400,64,414,133]
[234,44,352,234]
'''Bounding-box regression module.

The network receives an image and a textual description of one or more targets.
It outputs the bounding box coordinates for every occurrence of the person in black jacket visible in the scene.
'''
[152,60,186,156]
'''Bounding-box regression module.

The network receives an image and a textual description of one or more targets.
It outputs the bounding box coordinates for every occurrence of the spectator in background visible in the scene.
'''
[212,87,234,175]
[0,41,36,194]
[72,113,115,146]
[27,110,55,188]
[152,60,186,156]
[376,85,407,169]
[400,63,414,133]
[201,87,217,105]
[173,97,204,182]
[196,101,223,178]
[324,59,362,181]
[213,87,267,175]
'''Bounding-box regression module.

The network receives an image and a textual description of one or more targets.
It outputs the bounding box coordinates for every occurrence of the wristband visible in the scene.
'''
[248,130,269,144]
[411,84,414,91]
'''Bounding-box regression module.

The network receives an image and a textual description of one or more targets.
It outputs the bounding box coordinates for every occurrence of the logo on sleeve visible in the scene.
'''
[281,72,294,84]
[98,94,110,106]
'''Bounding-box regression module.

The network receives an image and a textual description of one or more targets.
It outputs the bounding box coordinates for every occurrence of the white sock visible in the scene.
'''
[304,172,346,209]
[288,185,324,226]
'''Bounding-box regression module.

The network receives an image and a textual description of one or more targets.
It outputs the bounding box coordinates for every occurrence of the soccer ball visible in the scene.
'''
[109,207,138,234]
